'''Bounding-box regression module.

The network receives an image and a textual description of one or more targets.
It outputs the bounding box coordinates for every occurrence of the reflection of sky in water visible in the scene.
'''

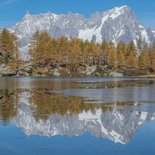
[0,122,155,155]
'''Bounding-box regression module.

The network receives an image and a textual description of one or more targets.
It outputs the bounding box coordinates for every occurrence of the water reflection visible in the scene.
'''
[0,90,18,125]
[0,77,155,89]
[0,88,155,144]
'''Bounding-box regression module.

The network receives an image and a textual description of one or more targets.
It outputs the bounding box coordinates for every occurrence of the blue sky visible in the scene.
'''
[0,0,154,29]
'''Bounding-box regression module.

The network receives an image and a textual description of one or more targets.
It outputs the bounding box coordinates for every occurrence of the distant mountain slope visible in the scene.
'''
[8,5,155,59]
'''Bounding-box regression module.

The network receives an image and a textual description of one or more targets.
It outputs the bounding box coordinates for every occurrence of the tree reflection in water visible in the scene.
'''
[0,88,155,144]
[0,89,18,125]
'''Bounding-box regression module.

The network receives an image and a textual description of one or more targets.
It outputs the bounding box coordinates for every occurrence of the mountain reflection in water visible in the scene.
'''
[0,83,155,144]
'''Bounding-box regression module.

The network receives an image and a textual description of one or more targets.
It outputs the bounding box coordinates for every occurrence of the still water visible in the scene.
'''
[0,77,155,155]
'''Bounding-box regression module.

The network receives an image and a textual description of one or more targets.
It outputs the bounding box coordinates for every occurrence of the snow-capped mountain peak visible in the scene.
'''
[7,5,155,59]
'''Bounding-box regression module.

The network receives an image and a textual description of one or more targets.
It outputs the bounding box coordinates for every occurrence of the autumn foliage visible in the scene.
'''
[29,31,155,72]
[1,29,155,75]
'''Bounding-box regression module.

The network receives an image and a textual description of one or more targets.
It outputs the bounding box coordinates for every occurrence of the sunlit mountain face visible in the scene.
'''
[0,78,155,145]
[7,6,155,60]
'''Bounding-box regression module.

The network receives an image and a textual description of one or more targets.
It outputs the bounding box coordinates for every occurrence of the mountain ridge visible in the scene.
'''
[7,5,155,59]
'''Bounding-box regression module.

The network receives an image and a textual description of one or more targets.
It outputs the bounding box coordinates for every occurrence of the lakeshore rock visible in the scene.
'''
[53,69,61,77]
[86,65,97,75]
[0,64,16,76]
[109,72,123,77]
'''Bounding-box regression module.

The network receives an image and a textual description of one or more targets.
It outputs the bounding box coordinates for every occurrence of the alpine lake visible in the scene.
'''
[0,77,155,155]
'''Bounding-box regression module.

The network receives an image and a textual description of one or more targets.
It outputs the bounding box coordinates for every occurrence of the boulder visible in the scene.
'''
[0,64,16,76]
[1,70,16,76]
[53,69,60,77]
[109,71,123,77]
[86,65,97,75]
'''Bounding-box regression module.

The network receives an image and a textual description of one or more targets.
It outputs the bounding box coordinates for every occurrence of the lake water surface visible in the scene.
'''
[0,77,155,155]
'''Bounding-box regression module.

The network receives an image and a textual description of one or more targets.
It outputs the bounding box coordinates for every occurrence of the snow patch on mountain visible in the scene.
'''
[79,15,109,42]
[152,30,155,37]
[109,6,126,19]
[139,25,150,44]
[19,44,30,60]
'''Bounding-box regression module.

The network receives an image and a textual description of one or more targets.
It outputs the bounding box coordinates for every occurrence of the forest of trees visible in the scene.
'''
[1,29,155,76]
[29,31,155,72]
